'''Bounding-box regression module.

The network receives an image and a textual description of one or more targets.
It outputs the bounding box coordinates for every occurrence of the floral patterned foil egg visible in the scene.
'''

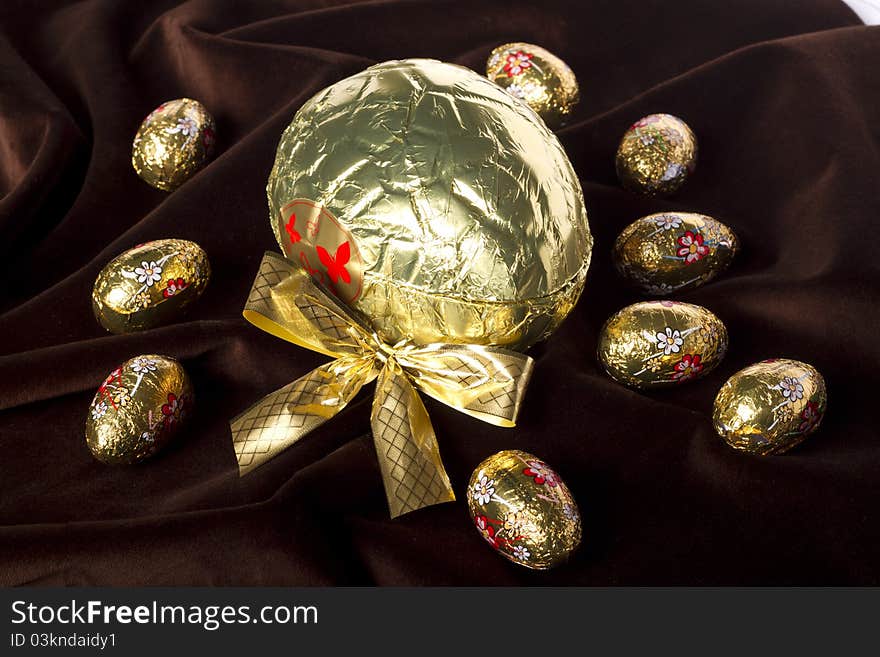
[131,98,216,191]
[613,212,738,295]
[615,113,697,196]
[598,301,728,389]
[92,239,210,334]
[85,355,193,465]
[713,359,827,455]
[486,42,579,128]
[467,450,581,570]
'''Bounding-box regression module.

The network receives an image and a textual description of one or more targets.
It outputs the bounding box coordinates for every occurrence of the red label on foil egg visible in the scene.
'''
[278,199,363,304]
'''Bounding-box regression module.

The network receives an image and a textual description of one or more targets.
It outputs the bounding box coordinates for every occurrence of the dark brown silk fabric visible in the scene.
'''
[1,0,877,585]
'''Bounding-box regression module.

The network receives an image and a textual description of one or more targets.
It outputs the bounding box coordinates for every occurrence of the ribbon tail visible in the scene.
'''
[231,358,373,476]
[370,365,455,518]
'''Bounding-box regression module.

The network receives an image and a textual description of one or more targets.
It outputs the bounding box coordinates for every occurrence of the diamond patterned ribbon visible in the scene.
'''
[230,252,535,518]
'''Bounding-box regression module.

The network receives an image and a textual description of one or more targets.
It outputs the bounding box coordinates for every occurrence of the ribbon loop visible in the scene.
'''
[242,252,376,359]
[396,344,534,427]
[230,252,534,516]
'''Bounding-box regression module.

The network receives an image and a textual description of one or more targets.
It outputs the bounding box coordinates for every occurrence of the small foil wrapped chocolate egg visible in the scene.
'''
[598,300,727,389]
[92,239,210,334]
[85,355,193,465]
[467,450,581,570]
[616,113,697,196]
[713,359,827,455]
[132,98,216,191]
[485,42,579,128]
[268,59,592,351]
[613,212,738,295]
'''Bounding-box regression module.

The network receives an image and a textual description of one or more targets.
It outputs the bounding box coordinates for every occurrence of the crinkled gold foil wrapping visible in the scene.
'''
[131,98,216,191]
[616,113,697,196]
[467,450,581,570]
[613,212,738,295]
[486,42,579,128]
[598,300,727,389]
[92,239,211,334]
[267,59,592,351]
[713,359,827,455]
[85,355,193,465]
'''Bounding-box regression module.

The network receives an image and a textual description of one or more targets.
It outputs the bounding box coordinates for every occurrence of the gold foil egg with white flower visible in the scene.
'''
[92,239,210,334]
[616,113,697,196]
[613,212,738,295]
[598,301,728,389]
[85,355,193,465]
[713,359,827,455]
[267,59,592,351]
[486,42,579,128]
[132,98,216,191]
[467,450,581,570]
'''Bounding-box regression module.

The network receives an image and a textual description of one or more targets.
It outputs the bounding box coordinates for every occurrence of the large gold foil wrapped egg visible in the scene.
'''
[485,42,579,128]
[713,359,827,455]
[616,114,697,196]
[613,212,738,295]
[267,59,592,351]
[132,98,216,191]
[85,355,193,465]
[467,450,581,570]
[92,239,210,334]
[598,301,727,389]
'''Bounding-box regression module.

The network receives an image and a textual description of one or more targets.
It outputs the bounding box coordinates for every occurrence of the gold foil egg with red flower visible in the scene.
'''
[131,98,216,191]
[267,59,592,351]
[92,239,210,334]
[613,212,738,294]
[616,113,697,196]
[713,359,827,455]
[467,450,581,570]
[598,301,728,389]
[485,42,579,128]
[85,355,193,465]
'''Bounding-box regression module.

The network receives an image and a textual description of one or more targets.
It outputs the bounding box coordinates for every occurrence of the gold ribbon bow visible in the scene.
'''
[231,252,535,518]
